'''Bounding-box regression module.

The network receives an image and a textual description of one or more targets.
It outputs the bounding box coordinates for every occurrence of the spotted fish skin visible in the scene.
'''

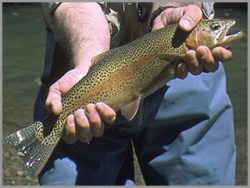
[5,19,243,176]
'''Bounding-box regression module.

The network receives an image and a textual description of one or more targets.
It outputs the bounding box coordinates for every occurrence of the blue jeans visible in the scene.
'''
[34,32,235,185]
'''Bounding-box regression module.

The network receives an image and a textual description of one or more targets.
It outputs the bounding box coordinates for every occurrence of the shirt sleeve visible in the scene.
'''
[41,2,61,30]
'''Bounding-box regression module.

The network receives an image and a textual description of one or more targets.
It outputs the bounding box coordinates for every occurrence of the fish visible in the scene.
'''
[5,19,243,176]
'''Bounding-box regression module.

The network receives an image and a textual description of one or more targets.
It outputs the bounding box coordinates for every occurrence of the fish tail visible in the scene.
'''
[5,121,59,176]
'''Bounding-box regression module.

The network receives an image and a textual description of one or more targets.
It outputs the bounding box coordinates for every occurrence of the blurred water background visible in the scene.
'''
[2,3,248,185]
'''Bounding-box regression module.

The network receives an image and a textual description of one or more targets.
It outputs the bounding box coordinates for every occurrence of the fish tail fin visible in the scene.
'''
[5,121,59,176]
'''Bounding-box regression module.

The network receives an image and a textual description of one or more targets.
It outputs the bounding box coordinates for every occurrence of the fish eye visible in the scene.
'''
[210,23,221,31]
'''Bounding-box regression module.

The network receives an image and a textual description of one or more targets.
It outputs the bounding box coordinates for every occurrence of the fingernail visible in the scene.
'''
[86,104,95,114]
[76,109,87,120]
[68,115,75,126]
[180,17,193,30]
[96,102,104,111]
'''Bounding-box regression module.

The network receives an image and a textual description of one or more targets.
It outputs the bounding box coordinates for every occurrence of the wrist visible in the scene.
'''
[71,38,110,69]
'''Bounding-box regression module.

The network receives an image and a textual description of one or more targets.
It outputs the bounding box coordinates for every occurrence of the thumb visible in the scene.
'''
[179,5,202,31]
[46,85,63,116]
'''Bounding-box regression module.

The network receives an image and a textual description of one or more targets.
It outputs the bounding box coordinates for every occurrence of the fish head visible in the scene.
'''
[185,19,243,49]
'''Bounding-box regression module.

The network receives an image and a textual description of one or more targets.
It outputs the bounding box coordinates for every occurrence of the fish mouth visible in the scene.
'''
[217,20,244,47]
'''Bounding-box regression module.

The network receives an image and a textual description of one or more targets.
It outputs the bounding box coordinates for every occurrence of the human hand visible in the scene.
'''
[152,4,232,78]
[46,67,116,144]
[45,2,115,144]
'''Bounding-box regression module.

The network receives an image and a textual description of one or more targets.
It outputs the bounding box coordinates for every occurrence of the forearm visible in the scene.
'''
[51,3,110,70]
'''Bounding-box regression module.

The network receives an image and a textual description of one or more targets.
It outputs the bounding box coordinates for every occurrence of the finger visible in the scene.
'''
[212,47,232,62]
[74,109,92,143]
[160,8,184,26]
[45,85,62,116]
[85,103,104,138]
[163,7,185,25]
[176,62,188,79]
[96,102,116,124]
[179,5,202,31]
[152,15,165,31]
[152,7,184,31]
[196,46,219,72]
[63,114,77,144]
[185,50,203,75]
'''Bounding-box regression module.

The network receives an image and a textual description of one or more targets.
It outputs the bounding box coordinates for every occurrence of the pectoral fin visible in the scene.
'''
[132,100,144,126]
[121,97,141,121]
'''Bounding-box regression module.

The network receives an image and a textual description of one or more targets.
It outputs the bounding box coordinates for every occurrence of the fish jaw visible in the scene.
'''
[216,20,244,48]
[185,19,244,50]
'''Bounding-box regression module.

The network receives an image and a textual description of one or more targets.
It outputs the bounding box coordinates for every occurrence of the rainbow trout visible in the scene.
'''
[5,19,243,176]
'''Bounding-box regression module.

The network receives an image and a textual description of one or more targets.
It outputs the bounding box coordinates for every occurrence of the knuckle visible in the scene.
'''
[63,132,77,144]
[48,85,54,92]
[92,126,104,137]
[190,68,202,75]
[210,63,219,72]
[78,135,92,144]
[176,63,188,79]
[75,116,90,130]
[76,126,91,140]
[64,124,74,133]
[63,136,77,144]
[89,116,101,127]
[202,62,218,73]
[86,110,101,126]
[77,120,90,130]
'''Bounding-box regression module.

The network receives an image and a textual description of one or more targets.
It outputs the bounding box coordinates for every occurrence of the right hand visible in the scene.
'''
[152,5,232,79]
[46,67,116,144]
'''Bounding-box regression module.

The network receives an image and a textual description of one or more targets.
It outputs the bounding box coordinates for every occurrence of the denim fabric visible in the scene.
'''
[134,66,235,185]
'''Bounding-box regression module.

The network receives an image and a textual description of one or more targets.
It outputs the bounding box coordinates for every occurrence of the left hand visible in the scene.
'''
[152,4,232,78]
[45,67,116,144]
